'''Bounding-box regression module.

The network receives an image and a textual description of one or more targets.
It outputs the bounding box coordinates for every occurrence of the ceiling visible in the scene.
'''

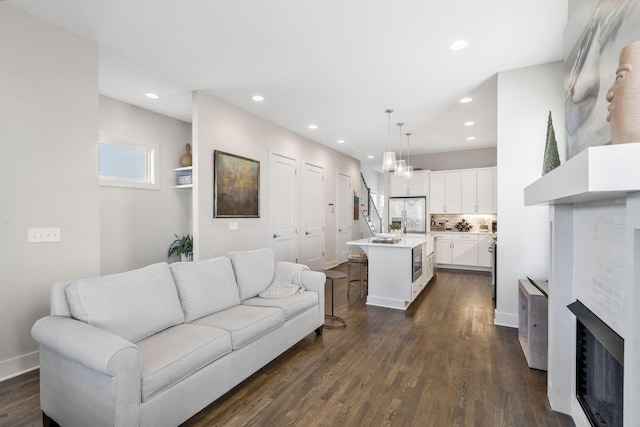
[7,0,567,170]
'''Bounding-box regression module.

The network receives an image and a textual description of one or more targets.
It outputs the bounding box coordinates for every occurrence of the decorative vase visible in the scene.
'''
[181,252,193,262]
[180,143,192,167]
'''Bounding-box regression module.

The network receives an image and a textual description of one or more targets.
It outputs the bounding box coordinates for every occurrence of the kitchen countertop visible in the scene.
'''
[347,235,432,248]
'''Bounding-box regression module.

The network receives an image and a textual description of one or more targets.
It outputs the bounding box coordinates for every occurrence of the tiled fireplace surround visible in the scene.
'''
[525,143,640,426]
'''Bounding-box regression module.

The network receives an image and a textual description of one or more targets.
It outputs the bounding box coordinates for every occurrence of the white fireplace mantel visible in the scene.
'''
[533,142,640,426]
[524,143,640,206]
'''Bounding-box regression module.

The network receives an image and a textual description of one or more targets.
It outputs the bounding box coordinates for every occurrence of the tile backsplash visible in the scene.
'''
[430,214,497,232]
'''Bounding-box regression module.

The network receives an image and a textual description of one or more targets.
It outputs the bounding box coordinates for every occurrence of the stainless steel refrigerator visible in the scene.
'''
[389,196,427,234]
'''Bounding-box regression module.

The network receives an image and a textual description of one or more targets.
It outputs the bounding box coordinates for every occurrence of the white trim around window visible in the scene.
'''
[99,132,160,190]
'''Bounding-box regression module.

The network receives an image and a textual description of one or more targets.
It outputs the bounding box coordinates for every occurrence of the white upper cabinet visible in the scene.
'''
[476,168,494,213]
[460,167,495,213]
[430,171,461,213]
[390,170,429,197]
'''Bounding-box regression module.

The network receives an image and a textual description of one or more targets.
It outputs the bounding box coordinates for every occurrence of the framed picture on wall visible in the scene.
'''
[354,193,359,220]
[214,150,260,218]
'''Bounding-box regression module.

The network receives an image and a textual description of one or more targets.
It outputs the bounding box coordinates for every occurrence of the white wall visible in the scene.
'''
[99,96,192,274]
[411,147,497,171]
[0,5,100,380]
[495,61,565,327]
[192,92,361,267]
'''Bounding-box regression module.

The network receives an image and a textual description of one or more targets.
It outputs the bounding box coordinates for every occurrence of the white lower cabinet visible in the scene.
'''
[433,233,491,268]
[451,234,478,266]
[478,234,492,267]
[434,234,452,264]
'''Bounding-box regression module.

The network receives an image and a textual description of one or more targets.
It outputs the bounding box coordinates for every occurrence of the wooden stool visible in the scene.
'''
[348,253,368,299]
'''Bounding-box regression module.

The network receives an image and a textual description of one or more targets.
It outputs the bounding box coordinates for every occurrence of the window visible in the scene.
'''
[99,132,159,189]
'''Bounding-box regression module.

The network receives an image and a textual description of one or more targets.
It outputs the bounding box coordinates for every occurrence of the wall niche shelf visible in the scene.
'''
[173,166,193,189]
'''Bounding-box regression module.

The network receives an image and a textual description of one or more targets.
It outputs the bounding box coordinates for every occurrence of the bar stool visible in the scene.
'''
[323,270,346,329]
[348,253,368,299]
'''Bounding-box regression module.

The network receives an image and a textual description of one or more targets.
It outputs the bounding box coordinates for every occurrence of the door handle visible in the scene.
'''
[338,229,343,232]
[305,231,311,235]
[273,234,280,238]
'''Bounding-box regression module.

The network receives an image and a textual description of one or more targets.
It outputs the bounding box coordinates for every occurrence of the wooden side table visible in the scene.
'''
[518,278,548,371]
[323,270,346,329]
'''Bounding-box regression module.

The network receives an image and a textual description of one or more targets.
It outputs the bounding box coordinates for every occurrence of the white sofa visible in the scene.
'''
[31,249,325,427]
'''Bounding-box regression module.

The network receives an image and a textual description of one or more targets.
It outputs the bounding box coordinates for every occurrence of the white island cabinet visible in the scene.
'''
[347,235,434,310]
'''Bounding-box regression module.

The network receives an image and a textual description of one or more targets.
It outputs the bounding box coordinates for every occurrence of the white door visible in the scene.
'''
[336,172,351,264]
[300,163,324,271]
[270,153,297,263]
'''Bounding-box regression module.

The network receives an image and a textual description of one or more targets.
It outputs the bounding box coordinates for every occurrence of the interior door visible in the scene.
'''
[300,163,324,271]
[336,172,351,264]
[270,153,297,263]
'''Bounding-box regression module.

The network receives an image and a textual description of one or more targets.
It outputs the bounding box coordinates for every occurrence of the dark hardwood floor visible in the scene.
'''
[0,267,574,427]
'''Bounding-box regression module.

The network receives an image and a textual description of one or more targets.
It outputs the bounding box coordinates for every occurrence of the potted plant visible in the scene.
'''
[168,234,193,262]
[389,222,402,237]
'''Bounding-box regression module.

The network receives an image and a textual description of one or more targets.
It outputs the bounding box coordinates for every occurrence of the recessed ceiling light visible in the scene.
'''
[308,124,318,130]
[466,136,476,141]
[337,139,345,144]
[464,121,475,126]
[459,97,473,104]
[367,155,374,159]
[252,95,264,102]
[145,93,159,99]
[450,40,469,51]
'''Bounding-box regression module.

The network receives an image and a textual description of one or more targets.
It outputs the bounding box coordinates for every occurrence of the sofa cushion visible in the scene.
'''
[170,256,241,322]
[137,324,232,401]
[193,305,284,350]
[65,262,184,343]
[243,291,319,321]
[227,249,275,300]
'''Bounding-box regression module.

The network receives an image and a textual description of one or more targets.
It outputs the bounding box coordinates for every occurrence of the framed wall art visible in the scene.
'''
[214,150,260,218]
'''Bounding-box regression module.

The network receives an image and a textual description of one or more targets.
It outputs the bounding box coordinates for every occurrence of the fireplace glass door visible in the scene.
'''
[576,319,624,427]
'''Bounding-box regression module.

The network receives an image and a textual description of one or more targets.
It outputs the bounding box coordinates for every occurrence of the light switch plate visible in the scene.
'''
[229,222,238,230]
[28,227,61,243]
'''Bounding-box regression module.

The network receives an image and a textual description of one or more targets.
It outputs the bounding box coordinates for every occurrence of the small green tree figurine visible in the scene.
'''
[542,111,561,175]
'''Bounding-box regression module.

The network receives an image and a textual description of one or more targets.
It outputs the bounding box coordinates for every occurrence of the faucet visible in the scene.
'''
[401,210,416,233]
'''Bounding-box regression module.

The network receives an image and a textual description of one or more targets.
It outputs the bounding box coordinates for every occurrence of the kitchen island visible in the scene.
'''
[347,235,435,310]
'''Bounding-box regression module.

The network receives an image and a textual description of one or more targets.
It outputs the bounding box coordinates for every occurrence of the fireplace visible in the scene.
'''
[569,301,624,427]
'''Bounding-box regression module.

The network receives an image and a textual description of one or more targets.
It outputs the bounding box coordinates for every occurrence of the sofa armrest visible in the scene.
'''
[32,315,139,375]
[299,270,326,295]
[32,316,142,427]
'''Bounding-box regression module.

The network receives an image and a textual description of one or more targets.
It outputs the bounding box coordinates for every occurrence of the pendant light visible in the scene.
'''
[404,132,414,180]
[381,109,396,171]
[394,122,406,176]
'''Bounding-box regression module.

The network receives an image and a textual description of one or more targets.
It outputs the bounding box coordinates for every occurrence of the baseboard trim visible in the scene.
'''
[324,259,339,270]
[0,351,39,382]
[493,310,518,328]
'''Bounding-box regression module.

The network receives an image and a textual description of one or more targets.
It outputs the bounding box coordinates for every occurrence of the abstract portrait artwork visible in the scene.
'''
[214,150,260,218]
[564,0,640,158]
